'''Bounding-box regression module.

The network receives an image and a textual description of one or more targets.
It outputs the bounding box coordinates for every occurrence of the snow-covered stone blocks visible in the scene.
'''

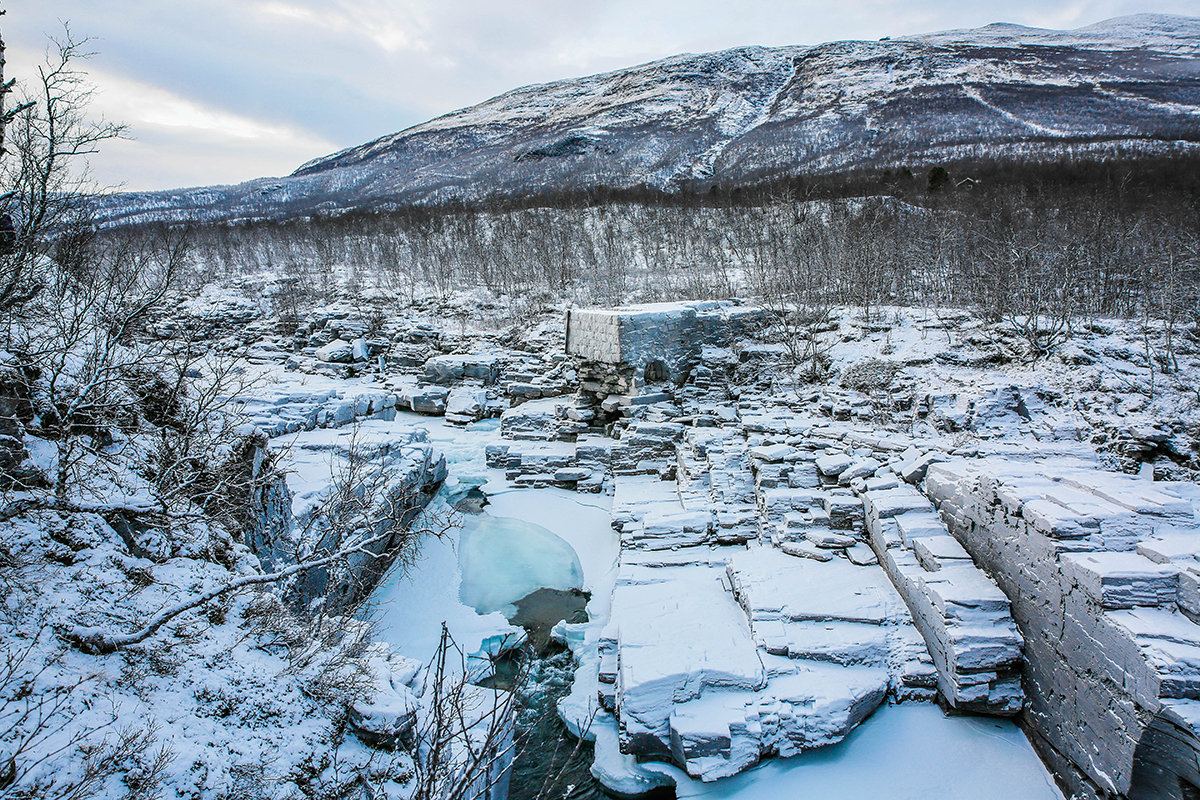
[925,460,1200,799]
[862,484,1025,715]
[566,302,766,396]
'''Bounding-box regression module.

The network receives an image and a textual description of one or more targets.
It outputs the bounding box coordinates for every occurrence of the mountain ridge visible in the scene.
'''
[96,13,1200,227]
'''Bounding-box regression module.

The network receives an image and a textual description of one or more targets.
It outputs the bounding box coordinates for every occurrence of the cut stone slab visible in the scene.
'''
[667,663,889,781]
[729,548,909,626]
[863,487,935,524]
[608,569,766,760]
[895,511,948,547]
[912,535,973,572]
[839,458,882,485]
[781,541,834,562]
[846,543,880,566]
[816,453,854,477]
[806,530,858,549]
[1138,527,1200,565]
[749,444,797,463]
[1061,552,1180,609]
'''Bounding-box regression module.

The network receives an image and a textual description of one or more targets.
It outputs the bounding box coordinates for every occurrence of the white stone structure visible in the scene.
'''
[565,301,764,393]
[927,461,1200,800]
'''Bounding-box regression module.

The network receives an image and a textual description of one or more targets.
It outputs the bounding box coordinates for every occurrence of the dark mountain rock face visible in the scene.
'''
[96,14,1200,226]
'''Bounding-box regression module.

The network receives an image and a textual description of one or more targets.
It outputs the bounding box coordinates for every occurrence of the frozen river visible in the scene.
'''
[280,412,1062,799]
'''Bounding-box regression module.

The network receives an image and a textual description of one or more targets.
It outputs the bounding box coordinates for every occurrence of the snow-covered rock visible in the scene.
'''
[316,338,355,363]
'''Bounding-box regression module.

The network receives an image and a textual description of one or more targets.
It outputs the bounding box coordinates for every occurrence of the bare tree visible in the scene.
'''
[0,24,126,315]
[14,226,189,504]
[69,431,453,654]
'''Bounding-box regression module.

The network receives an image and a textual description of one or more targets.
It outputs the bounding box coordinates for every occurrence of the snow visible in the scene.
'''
[370,509,524,668]
[652,703,1064,799]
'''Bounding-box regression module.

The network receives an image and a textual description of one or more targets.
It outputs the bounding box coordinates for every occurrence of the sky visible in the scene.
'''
[3,0,1200,192]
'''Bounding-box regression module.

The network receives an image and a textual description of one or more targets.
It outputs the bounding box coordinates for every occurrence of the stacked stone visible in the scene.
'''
[925,460,1200,800]
[861,483,1025,715]
[483,434,611,492]
[575,360,636,399]
[240,387,403,436]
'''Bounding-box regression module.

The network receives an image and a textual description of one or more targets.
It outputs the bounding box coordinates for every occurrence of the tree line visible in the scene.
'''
[177,164,1200,335]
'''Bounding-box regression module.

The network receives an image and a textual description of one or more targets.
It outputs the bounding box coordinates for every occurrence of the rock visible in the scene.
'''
[806,530,858,549]
[348,649,423,748]
[1061,552,1180,609]
[423,354,501,385]
[316,338,354,363]
[402,385,450,415]
[749,443,797,463]
[898,451,949,484]
[846,543,879,566]
[816,452,854,477]
[839,458,882,485]
[445,387,488,424]
[500,398,562,441]
[912,535,972,572]
[781,540,834,561]
[351,337,371,362]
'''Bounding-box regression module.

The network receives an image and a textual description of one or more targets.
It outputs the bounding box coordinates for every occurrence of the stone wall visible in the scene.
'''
[566,302,767,394]
[565,309,622,364]
[613,304,700,386]
[926,461,1200,800]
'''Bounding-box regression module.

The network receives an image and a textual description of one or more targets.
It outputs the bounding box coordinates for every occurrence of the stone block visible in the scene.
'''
[1061,552,1180,609]
[749,443,797,463]
[816,452,854,477]
[912,535,972,572]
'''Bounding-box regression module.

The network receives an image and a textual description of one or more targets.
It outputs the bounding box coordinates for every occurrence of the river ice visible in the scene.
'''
[458,514,584,616]
[657,702,1063,799]
[338,413,1061,798]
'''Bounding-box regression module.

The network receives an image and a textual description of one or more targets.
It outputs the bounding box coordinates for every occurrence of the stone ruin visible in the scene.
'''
[565,301,765,411]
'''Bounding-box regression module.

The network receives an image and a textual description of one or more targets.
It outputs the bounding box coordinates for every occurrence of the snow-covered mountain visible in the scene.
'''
[98,14,1200,226]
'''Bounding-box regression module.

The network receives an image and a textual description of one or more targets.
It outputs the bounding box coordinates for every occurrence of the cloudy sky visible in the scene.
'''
[4,0,1199,191]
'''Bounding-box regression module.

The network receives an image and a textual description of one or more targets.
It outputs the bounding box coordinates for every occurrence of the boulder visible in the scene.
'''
[423,354,501,385]
[402,385,450,415]
[445,387,488,424]
[316,338,354,363]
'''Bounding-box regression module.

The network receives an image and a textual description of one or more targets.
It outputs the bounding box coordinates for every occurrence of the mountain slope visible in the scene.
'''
[97,14,1200,226]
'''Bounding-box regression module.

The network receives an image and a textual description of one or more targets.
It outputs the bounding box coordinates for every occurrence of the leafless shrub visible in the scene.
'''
[840,359,900,394]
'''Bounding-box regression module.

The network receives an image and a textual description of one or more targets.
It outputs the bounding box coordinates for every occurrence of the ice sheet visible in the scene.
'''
[483,487,617,592]
[458,514,584,615]
[652,703,1063,799]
